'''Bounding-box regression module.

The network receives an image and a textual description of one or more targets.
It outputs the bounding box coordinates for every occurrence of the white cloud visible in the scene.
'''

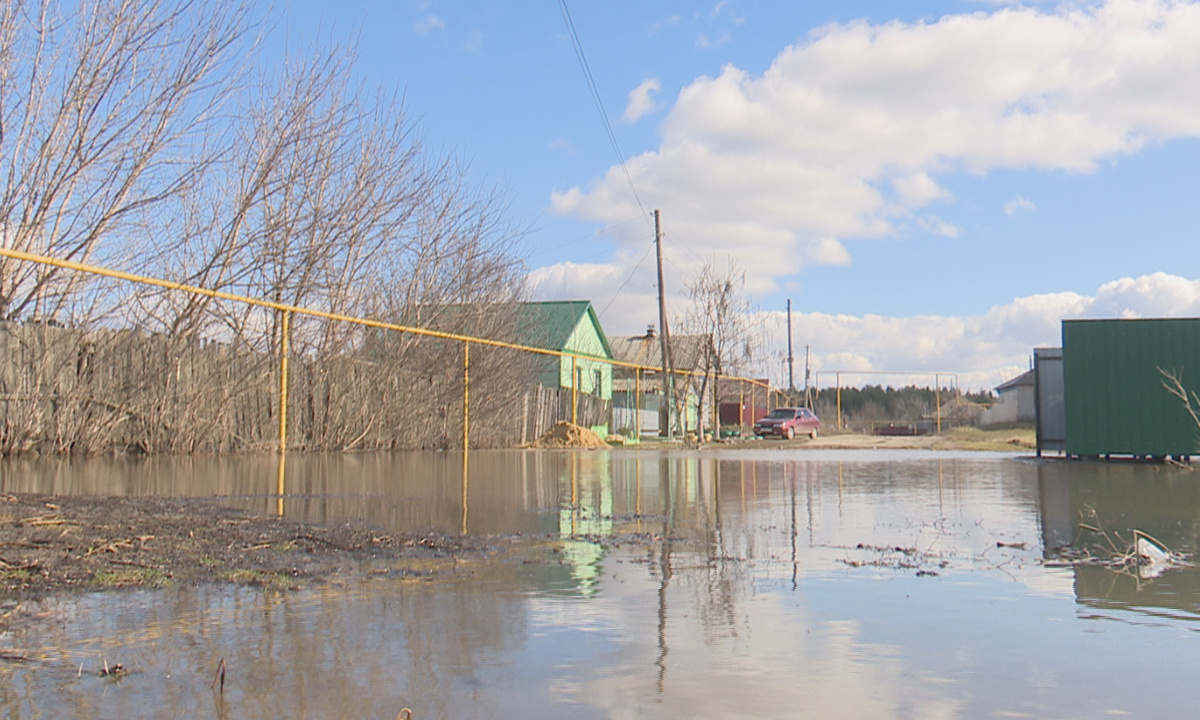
[553,0,1200,294]
[893,172,951,207]
[531,267,1196,390]
[917,215,960,237]
[620,79,662,124]
[1087,272,1200,318]
[414,14,444,34]
[755,273,1200,391]
[1004,196,1036,216]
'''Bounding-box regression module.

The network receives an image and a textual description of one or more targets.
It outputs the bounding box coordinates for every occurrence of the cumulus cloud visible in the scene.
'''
[754,273,1200,391]
[551,0,1200,292]
[621,79,662,124]
[529,259,1200,388]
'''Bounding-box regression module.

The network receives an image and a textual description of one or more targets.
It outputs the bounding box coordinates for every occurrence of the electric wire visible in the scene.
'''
[596,239,656,318]
[556,0,652,229]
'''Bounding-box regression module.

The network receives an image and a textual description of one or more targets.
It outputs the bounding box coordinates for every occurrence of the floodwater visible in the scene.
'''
[4,449,1200,719]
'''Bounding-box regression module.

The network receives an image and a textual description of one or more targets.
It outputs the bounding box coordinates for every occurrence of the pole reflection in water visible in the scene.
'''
[461,447,469,535]
[656,455,673,696]
[275,452,286,518]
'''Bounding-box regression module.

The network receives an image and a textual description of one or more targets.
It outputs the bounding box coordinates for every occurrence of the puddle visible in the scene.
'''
[3,450,1200,718]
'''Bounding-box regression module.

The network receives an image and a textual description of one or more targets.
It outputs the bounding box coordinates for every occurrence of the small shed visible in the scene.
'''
[980,369,1036,426]
[1063,318,1200,459]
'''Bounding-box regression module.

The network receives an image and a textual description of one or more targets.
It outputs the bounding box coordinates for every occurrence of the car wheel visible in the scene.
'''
[809,427,818,439]
[784,426,794,440]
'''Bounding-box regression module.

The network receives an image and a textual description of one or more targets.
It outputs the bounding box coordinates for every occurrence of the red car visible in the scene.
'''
[754,407,820,440]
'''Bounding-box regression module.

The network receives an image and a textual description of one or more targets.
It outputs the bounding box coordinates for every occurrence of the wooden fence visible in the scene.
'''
[0,321,606,456]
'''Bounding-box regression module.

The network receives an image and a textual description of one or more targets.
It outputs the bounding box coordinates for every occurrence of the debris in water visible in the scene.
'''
[1047,511,1193,580]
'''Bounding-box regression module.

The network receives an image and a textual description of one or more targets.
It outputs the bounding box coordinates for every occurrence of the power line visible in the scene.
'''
[596,239,656,318]
[556,0,652,229]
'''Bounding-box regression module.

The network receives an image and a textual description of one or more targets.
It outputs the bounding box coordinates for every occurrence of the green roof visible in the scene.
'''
[515,301,613,359]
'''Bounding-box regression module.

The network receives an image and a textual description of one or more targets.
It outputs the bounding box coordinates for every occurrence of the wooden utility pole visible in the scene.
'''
[654,209,675,439]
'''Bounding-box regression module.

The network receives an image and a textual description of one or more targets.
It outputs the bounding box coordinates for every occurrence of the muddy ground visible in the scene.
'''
[0,493,514,603]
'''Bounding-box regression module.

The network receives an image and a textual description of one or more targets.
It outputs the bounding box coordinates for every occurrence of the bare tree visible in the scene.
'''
[0,2,534,455]
[679,258,753,437]
[0,0,252,324]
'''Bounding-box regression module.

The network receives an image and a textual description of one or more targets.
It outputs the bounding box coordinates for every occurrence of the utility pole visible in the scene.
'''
[786,299,795,393]
[654,209,675,440]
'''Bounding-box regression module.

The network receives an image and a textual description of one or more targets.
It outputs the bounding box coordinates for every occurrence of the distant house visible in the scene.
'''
[609,328,713,438]
[980,369,1036,426]
[514,301,614,436]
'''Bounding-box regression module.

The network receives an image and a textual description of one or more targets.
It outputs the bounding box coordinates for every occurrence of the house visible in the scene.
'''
[514,301,614,437]
[980,369,1036,426]
[608,327,713,438]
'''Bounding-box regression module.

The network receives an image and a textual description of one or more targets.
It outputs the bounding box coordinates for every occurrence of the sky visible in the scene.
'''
[275,0,1200,390]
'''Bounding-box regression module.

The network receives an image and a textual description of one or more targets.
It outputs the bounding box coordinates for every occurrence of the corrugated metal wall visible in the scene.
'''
[1064,319,1200,457]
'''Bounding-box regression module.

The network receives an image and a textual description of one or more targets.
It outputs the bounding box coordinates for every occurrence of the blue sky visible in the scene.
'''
[274,0,1200,389]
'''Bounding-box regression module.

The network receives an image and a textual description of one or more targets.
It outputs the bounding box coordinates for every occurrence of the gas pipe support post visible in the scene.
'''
[278,310,290,456]
[463,341,470,450]
[935,372,942,434]
[635,367,642,437]
[571,355,578,425]
[836,372,843,431]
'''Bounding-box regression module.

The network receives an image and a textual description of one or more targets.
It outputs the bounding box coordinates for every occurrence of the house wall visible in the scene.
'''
[980,385,1035,426]
[552,318,613,400]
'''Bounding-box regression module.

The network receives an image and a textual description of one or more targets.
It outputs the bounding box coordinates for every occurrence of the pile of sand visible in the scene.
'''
[529,421,610,449]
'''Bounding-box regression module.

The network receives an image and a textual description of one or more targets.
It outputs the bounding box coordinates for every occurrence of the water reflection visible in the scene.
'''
[1035,460,1200,621]
[6,451,1200,717]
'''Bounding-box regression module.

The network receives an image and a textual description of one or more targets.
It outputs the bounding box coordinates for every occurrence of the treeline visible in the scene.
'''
[0,0,531,455]
[808,385,995,430]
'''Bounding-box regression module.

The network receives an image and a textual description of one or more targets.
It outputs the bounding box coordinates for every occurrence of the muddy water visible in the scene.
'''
[5,449,1200,718]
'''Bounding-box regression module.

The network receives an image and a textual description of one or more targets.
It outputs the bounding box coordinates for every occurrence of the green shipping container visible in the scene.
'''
[1064,318,1200,458]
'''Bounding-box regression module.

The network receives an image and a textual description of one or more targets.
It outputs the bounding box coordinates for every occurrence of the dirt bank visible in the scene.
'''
[527,421,609,449]
[0,494,503,601]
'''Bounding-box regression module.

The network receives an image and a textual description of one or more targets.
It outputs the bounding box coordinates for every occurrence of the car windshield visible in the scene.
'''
[766,409,797,419]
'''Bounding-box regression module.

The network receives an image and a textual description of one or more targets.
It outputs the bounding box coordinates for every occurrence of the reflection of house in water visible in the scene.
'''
[548,454,722,595]
[1036,461,1200,617]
